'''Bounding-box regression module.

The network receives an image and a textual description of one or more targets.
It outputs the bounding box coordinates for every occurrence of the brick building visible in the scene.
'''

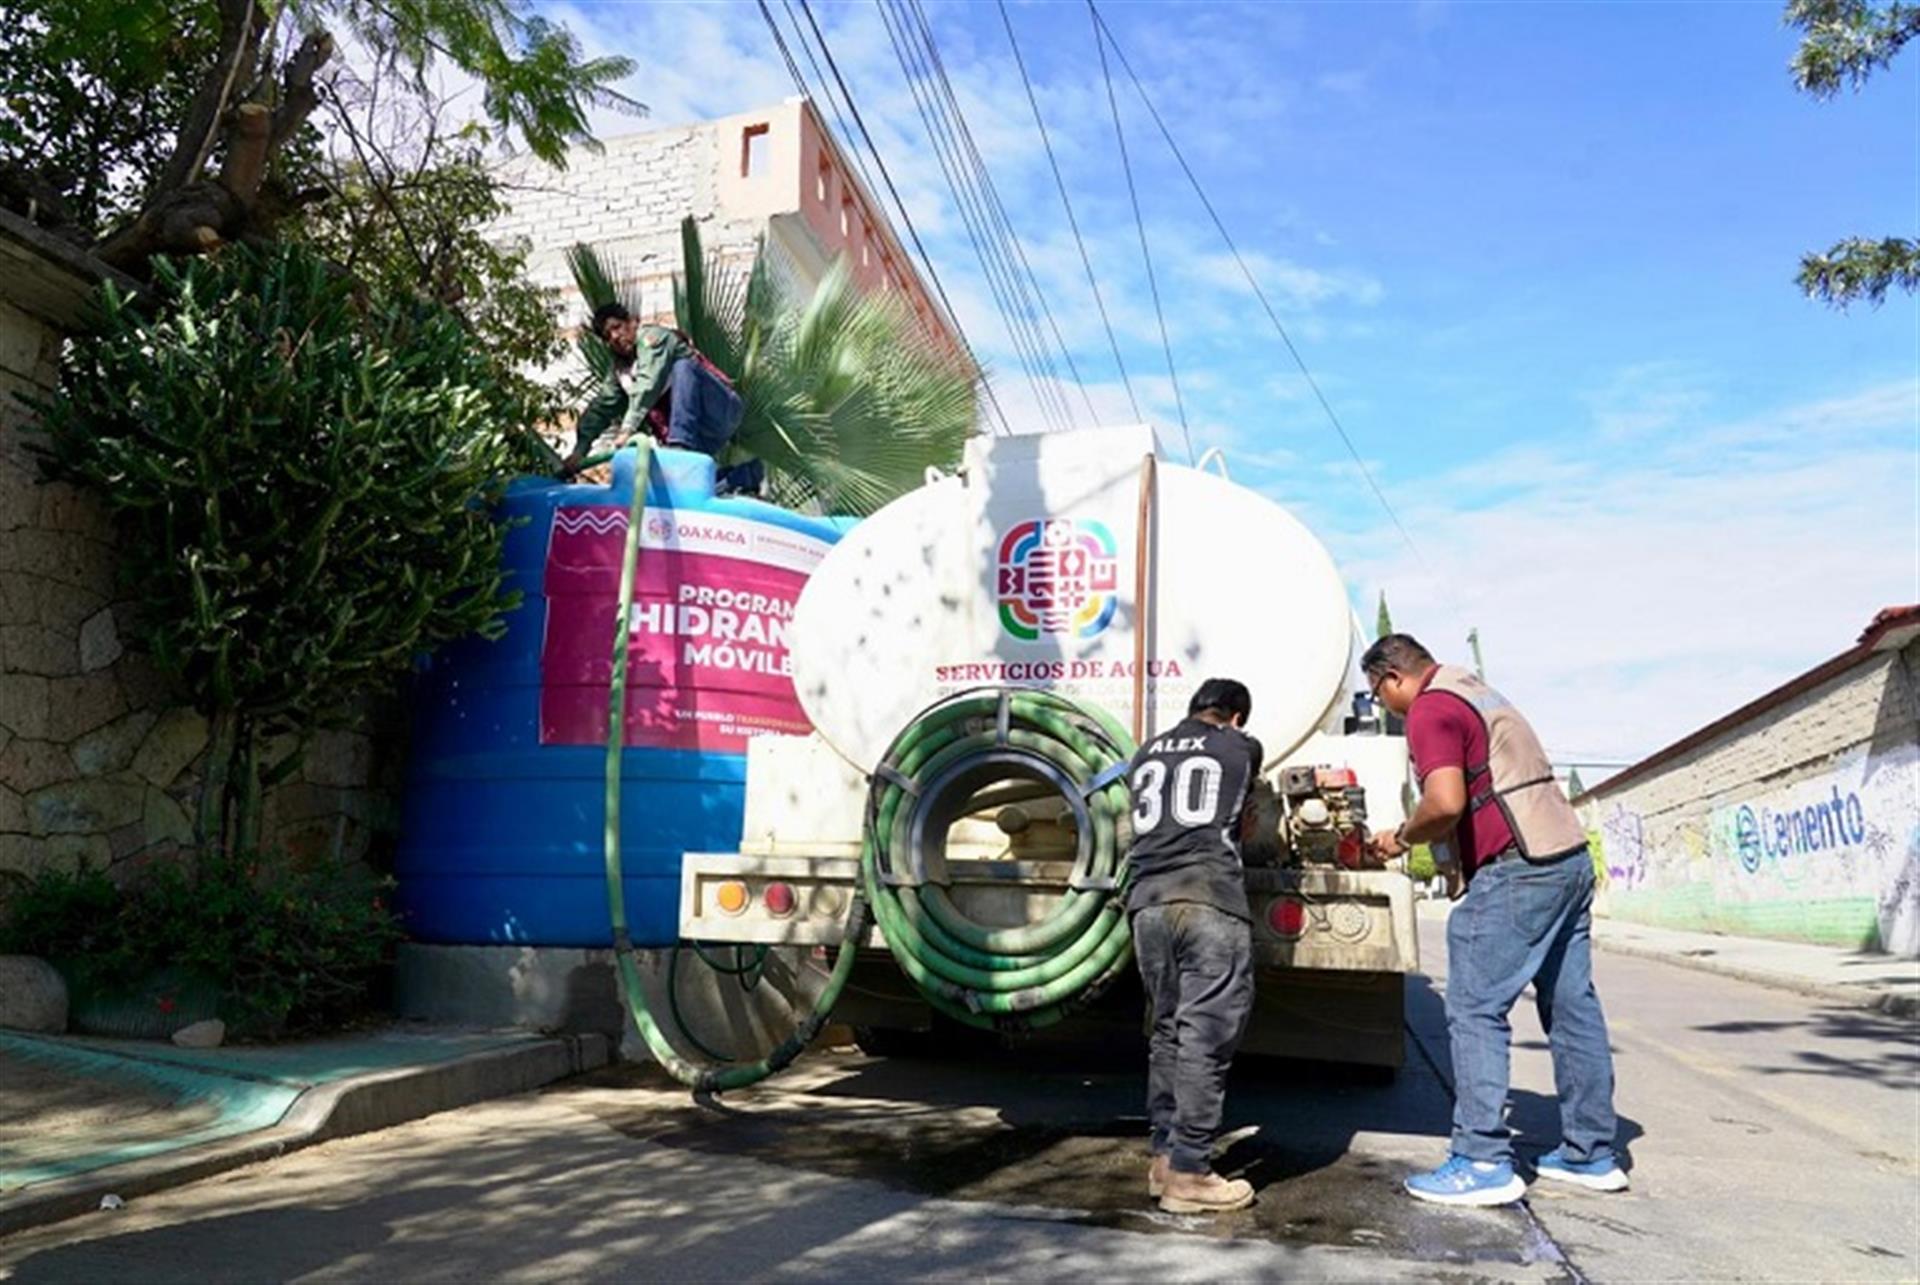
[1574,607,1920,957]
[487,97,963,375]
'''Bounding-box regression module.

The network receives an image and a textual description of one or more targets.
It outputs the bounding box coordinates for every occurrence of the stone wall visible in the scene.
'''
[1578,641,1920,956]
[0,228,396,884]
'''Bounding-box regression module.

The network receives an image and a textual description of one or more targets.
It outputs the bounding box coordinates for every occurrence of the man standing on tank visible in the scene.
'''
[1364,634,1627,1206]
[1127,678,1263,1214]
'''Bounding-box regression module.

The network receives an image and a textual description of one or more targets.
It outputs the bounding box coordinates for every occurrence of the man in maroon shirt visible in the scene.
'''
[1363,634,1624,1208]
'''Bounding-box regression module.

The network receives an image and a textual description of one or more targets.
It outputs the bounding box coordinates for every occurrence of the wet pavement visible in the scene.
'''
[566,1036,1554,1274]
[2,922,1913,1281]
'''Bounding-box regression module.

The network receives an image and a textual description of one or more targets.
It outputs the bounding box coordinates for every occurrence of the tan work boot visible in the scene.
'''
[1148,1153,1171,1198]
[1159,1168,1255,1214]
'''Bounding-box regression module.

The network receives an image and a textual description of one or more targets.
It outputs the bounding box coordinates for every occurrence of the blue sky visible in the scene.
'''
[537,0,1917,770]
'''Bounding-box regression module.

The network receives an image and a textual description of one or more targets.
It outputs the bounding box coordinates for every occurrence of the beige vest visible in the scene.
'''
[1418,665,1588,862]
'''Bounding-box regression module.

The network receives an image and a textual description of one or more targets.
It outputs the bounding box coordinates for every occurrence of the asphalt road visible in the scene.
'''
[2,915,1914,1283]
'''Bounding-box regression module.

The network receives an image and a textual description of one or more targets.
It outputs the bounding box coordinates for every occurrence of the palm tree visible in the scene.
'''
[565,218,976,515]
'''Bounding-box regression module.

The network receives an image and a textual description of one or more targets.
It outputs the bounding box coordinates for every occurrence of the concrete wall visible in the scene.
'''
[1579,642,1920,956]
[487,98,955,375]
[0,226,395,883]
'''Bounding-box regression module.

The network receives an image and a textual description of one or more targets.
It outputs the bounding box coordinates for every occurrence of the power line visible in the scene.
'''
[757,0,1015,437]
[891,0,1075,431]
[787,1,1020,437]
[879,0,1076,433]
[1091,3,1429,568]
[904,0,1099,429]
[779,0,885,223]
[998,0,1139,422]
[1089,0,1194,464]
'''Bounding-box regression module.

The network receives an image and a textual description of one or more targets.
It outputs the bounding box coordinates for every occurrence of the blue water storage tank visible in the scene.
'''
[395,447,852,947]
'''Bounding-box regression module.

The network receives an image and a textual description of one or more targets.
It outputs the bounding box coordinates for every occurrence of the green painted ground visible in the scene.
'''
[0,1029,534,1192]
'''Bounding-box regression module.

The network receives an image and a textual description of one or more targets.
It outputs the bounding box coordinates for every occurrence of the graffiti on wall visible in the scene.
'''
[1599,803,1648,890]
[1707,745,1920,956]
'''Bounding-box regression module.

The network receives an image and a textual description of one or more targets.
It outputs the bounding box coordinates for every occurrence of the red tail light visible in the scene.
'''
[1267,897,1306,938]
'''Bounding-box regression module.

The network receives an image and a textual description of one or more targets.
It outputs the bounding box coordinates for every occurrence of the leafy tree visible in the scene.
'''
[284,99,577,471]
[567,219,976,515]
[30,242,528,856]
[1375,591,1393,640]
[0,0,637,268]
[1786,0,1920,305]
[0,1,218,240]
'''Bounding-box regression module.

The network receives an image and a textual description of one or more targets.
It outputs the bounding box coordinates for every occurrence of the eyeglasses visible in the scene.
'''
[1367,671,1392,699]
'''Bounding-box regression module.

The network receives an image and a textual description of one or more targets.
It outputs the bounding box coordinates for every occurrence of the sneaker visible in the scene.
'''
[1534,1147,1629,1192]
[1159,1168,1255,1214]
[1147,1153,1170,1199]
[1404,1154,1528,1206]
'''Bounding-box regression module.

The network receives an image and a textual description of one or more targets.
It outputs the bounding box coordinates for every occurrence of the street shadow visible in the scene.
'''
[565,1017,1503,1259]
[1405,970,1646,1170]
[8,1131,1277,1284]
[1689,1008,1920,1090]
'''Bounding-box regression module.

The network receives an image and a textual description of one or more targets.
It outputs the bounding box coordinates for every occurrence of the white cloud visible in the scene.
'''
[1328,378,1920,767]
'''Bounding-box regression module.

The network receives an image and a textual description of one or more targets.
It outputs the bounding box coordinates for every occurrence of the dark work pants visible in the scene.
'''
[1134,901,1255,1174]
[664,356,743,456]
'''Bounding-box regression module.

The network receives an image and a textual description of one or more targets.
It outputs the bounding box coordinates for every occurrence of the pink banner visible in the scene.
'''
[539,506,831,752]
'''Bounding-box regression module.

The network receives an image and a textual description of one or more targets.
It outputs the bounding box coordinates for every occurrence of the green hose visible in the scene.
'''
[598,444,1139,1089]
[600,440,868,1093]
[862,689,1138,1033]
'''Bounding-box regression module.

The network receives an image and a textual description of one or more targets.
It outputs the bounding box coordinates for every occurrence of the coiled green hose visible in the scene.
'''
[600,445,1138,1089]
[862,689,1138,1032]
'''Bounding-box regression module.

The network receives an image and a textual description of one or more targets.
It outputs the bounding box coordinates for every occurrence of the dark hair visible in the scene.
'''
[1360,634,1435,682]
[588,301,631,340]
[1188,677,1252,723]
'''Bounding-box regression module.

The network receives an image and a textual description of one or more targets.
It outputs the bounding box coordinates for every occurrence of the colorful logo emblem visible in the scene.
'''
[996,519,1120,641]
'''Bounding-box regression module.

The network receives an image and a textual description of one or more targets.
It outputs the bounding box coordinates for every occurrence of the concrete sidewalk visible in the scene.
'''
[1417,896,1919,1016]
[0,1024,610,1237]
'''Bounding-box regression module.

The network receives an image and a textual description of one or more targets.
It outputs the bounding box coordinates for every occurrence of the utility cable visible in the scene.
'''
[756,0,1015,438]
[905,0,1099,428]
[879,0,1067,431]
[791,0,1021,438]
[998,0,1140,421]
[1089,0,1194,464]
[880,0,1075,431]
[1092,2,1431,568]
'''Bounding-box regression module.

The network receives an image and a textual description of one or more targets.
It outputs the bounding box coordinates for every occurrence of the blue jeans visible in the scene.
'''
[1446,849,1617,1166]
[1134,902,1254,1174]
[664,357,743,456]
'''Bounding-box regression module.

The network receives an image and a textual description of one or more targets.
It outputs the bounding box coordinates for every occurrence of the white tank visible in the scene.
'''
[789,425,1356,771]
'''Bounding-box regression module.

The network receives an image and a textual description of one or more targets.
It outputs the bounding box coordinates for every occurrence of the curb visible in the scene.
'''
[0,1032,610,1239]
[1589,936,1919,1019]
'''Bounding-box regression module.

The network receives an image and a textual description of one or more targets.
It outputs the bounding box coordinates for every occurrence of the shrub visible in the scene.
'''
[0,853,403,1040]
[1407,845,1438,882]
[29,241,528,857]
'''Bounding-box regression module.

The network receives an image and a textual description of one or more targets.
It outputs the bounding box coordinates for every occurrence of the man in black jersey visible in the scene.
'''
[1129,677,1263,1214]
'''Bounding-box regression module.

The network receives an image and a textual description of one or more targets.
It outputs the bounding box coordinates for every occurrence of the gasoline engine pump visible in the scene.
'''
[1244,765,1379,872]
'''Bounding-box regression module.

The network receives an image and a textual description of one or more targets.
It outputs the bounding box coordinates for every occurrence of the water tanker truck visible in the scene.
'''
[670,424,1418,1074]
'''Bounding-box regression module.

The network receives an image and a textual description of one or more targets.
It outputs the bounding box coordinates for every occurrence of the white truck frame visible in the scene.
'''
[681,726,1419,1069]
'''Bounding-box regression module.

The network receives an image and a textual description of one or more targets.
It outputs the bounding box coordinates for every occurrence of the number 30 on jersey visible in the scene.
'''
[1130,756,1224,831]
